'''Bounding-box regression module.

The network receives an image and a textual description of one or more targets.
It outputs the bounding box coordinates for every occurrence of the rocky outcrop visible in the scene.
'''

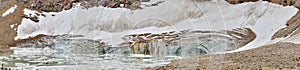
[227,0,300,8]
[17,0,142,13]
[267,0,300,8]
[80,0,141,10]
[225,0,259,4]
[17,0,79,12]
[15,0,142,22]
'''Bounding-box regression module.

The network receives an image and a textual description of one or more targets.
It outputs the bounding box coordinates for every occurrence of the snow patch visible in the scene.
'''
[10,24,14,28]
[226,1,298,53]
[2,5,17,17]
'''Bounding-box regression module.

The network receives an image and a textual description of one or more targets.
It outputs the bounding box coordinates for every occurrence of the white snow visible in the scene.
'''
[226,2,298,53]
[16,0,298,51]
[1,5,17,17]
[10,24,14,28]
[129,54,153,58]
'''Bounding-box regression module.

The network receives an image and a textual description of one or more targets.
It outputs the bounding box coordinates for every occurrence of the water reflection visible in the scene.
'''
[0,28,254,69]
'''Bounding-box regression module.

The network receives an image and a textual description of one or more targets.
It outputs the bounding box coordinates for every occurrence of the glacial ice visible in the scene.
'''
[15,0,298,54]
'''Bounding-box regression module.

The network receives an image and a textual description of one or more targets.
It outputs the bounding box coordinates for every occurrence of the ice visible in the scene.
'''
[15,0,298,55]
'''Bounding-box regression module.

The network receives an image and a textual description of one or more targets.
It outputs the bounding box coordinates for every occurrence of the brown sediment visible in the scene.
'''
[155,42,300,70]
[0,44,11,53]
[13,34,49,45]
[0,0,13,15]
[227,28,256,46]
[0,0,25,53]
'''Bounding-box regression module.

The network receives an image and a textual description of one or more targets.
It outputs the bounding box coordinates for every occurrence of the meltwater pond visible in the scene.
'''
[0,28,253,69]
[0,51,179,70]
[0,45,199,69]
[0,40,205,70]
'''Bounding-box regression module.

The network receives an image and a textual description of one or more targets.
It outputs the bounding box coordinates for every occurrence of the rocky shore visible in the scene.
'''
[155,42,300,70]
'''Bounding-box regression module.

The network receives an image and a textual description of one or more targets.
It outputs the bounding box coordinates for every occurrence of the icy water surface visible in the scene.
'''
[0,51,180,70]
[0,31,241,70]
[0,40,201,70]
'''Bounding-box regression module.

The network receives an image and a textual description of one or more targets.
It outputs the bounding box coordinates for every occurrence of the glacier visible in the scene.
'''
[2,0,299,69]
[15,0,298,52]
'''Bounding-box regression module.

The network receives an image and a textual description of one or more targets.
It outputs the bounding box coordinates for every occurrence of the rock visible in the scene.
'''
[225,0,259,4]
[294,0,300,9]
[141,0,150,2]
[18,0,79,12]
[226,0,300,9]
[17,0,142,13]
[29,15,39,22]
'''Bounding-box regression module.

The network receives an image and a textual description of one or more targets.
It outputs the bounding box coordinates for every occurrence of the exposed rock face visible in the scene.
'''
[226,0,300,8]
[80,0,141,10]
[14,0,142,23]
[225,0,259,4]
[267,0,300,8]
[17,0,79,12]
[17,0,142,13]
